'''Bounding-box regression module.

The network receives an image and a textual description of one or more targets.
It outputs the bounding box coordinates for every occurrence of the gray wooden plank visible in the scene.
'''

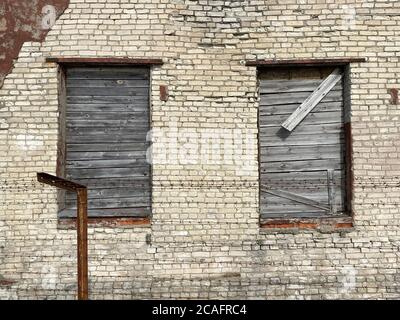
[66,111,148,120]
[65,196,150,209]
[72,177,151,189]
[66,128,149,136]
[261,169,345,182]
[67,143,149,152]
[260,144,343,161]
[67,150,147,160]
[67,119,149,128]
[66,158,148,169]
[260,90,342,106]
[66,188,151,200]
[259,111,343,127]
[67,86,149,96]
[260,187,330,211]
[59,207,151,218]
[260,158,343,173]
[260,79,342,94]
[259,132,343,147]
[66,103,149,112]
[67,67,149,79]
[261,190,344,205]
[260,212,337,219]
[67,166,150,179]
[67,96,149,104]
[260,122,343,138]
[260,208,345,217]
[67,79,149,87]
[260,194,345,216]
[261,181,344,196]
[66,136,149,145]
[261,178,345,188]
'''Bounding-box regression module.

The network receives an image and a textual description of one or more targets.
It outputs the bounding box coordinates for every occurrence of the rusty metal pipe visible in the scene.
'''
[37,172,89,300]
[76,188,88,300]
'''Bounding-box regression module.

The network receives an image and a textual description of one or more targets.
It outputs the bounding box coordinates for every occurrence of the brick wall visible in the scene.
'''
[1,0,400,299]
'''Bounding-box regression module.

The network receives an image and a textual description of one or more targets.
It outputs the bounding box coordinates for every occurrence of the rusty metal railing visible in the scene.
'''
[37,172,89,300]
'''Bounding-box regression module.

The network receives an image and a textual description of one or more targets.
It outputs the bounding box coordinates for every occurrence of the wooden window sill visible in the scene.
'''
[260,215,354,233]
[57,217,151,229]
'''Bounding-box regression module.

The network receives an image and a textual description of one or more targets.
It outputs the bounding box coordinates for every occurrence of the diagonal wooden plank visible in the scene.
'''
[260,185,330,212]
[281,68,343,132]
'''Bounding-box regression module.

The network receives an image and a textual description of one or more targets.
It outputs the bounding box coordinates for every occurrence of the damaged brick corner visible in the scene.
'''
[0,0,70,89]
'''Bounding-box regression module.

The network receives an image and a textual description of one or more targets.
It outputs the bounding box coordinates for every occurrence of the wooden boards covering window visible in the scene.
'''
[59,66,151,218]
[259,67,347,219]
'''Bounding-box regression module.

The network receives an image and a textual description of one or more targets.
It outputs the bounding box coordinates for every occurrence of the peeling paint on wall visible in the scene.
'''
[0,0,70,88]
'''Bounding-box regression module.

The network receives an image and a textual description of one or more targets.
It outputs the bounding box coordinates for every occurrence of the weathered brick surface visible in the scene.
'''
[1,0,400,299]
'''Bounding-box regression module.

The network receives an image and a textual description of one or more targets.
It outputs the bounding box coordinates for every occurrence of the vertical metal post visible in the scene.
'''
[77,188,89,300]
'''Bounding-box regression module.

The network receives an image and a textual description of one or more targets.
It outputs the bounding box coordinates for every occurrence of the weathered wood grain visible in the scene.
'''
[67,79,149,87]
[260,144,342,161]
[71,177,151,189]
[261,187,330,211]
[59,207,151,218]
[66,188,151,200]
[259,112,344,129]
[68,150,148,160]
[66,158,148,169]
[67,96,149,104]
[260,158,343,173]
[67,119,149,128]
[260,79,342,94]
[66,111,148,120]
[66,105,149,113]
[259,101,343,116]
[63,66,151,218]
[67,67,149,79]
[67,143,149,152]
[259,132,343,147]
[65,197,150,209]
[281,68,343,131]
[260,89,342,106]
[67,86,149,96]
[67,166,150,179]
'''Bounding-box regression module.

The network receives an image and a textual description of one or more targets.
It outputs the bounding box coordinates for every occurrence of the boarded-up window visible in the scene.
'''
[58,66,151,218]
[259,66,351,219]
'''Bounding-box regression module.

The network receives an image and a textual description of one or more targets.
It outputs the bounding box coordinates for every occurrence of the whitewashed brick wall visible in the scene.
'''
[1,0,400,299]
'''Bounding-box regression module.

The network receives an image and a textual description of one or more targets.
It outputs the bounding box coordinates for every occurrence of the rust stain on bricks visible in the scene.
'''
[0,0,70,88]
[389,88,399,105]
